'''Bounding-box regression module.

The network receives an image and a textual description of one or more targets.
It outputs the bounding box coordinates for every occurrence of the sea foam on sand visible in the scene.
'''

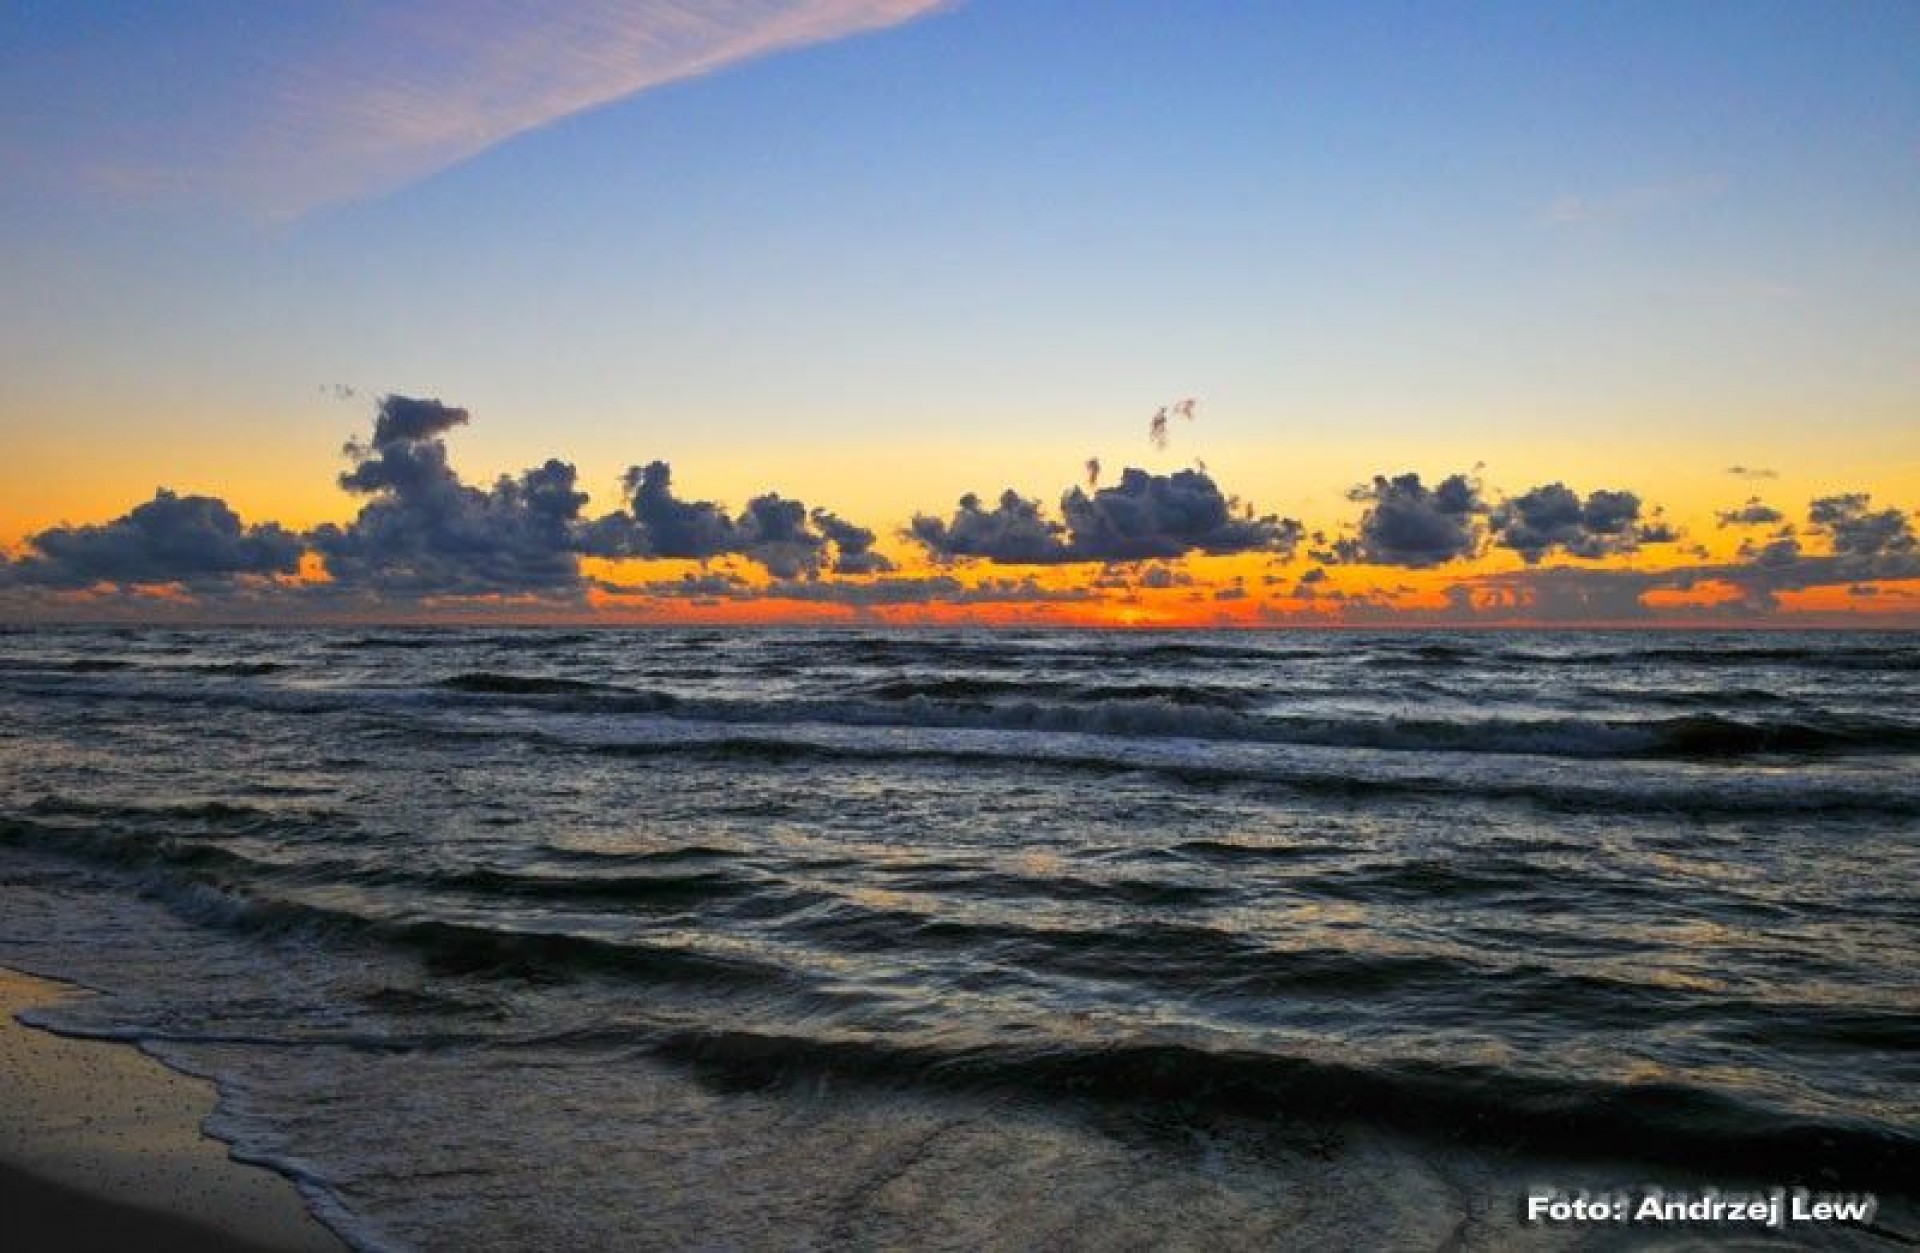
[0,966,342,1252]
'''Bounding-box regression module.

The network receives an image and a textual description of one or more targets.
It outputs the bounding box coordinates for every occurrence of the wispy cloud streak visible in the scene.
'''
[20,1,950,216]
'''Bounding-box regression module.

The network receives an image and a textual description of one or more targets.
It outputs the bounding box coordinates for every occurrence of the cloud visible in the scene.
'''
[600,569,1093,609]
[1717,498,1785,527]
[587,462,879,576]
[810,509,895,574]
[615,461,749,562]
[1489,482,1677,564]
[909,490,1071,564]
[1461,490,1918,622]
[1061,469,1300,562]
[15,1,951,216]
[734,493,830,579]
[769,573,1093,607]
[1336,472,1486,567]
[1727,465,1780,481]
[1808,493,1916,560]
[313,396,592,595]
[1459,566,1665,622]
[365,395,470,447]
[911,468,1301,564]
[311,400,886,592]
[3,491,303,590]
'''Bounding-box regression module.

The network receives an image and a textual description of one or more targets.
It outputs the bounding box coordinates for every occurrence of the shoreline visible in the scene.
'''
[0,965,346,1252]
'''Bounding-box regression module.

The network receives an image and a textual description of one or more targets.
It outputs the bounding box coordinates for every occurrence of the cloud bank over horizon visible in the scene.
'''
[2,395,1915,625]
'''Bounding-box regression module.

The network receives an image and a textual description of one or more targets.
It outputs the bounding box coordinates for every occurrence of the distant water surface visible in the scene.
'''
[1,628,1915,1249]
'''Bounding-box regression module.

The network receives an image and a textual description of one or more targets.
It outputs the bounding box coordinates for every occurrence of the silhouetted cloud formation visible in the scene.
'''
[1490,482,1676,564]
[734,494,829,579]
[1808,493,1916,560]
[1727,465,1779,480]
[299,404,893,591]
[4,490,303,589]
[910,490,1069,563]
[614,461,739,562]
[1060,469,1300,561]
[1336,472,1486,567]
[1718,498,1784,527]
[1465,565,1665,622]
[314,396,591,594]
[810,509,894,575]
[583,462,880,577]
[911,468,1299,564]
[366,395,469,447]
[1643,493,1917,614]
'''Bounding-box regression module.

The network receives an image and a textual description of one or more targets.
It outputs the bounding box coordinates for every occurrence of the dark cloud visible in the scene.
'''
[585,462,881,577]
[366,395,469,447]
[810,509,894,575]
[315,456,592,595]
[1717,498,1784,527]
[5,490,303,590]
[729,493,826,579]
[762,574,965,605]
[769,573,1094,608]
[1808,493,1916,559]
[1059,469,1301,562]
[1473,490,1920,622]
[1737,533,1803,567]
[604,570,1095,610]
[912,468,1300,565]
[617,461,738,562]
[1490,482,1676,564]
[1466,566,1663,622]
[910,490,1071,564]
[1727,465,1779,481]
[311,394,590,594]
[1337,472,1486,567]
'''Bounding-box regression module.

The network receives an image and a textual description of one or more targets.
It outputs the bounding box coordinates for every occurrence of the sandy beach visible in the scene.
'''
[0,966,343,1253]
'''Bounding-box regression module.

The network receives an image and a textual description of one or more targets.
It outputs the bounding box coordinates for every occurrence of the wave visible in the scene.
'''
[435,672,681,709]
[422,864,768,909]
[584,698,1920,760]
[1493,643,1920,671]
[439,672,617,696]
[397,671,1920,760]
[643,1029,1920,1190]
[181,661,289,676]
[139,875,795,992]
[854,675,1258,709]
[23,795,335,828]
[566,732,1920,817]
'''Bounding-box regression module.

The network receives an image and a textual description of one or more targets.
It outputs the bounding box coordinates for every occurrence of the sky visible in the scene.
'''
[2,0,1917,626]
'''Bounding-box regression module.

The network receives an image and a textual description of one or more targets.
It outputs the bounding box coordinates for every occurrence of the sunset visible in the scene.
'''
[1,3,1915,1250]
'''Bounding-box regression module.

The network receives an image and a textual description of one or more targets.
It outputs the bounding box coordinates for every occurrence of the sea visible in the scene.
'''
[0,626,1915,1250]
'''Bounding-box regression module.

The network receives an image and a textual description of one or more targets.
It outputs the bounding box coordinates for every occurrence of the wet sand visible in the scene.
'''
[0,966,343,1252]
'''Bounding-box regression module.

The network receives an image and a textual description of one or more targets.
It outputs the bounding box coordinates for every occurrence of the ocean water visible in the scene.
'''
[0,626,1915,1250]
